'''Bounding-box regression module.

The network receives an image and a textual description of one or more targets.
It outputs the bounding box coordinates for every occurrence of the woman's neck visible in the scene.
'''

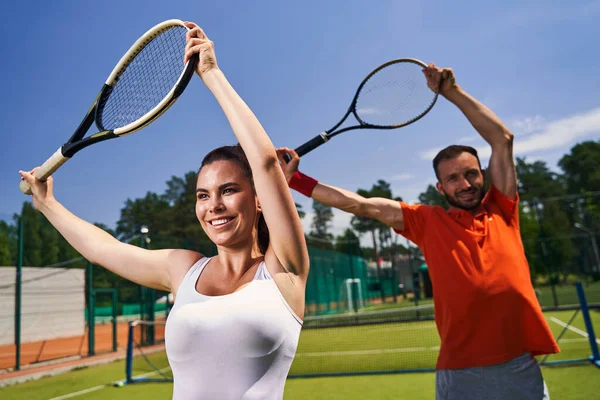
[213,245,263,278]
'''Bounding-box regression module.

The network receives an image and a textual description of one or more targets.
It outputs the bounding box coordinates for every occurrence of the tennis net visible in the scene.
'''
[289,304,440,377]
[115,320,172,386]
[116,284,600,382]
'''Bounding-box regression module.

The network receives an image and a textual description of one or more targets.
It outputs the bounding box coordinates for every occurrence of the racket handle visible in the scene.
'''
[283,133,328,163]
[20,148,69,195]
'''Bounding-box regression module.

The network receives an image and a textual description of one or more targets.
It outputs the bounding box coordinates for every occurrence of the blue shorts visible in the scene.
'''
[436,353,549,400]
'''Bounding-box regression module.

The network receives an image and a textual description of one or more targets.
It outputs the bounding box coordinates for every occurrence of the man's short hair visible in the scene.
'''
[433,145,482,181]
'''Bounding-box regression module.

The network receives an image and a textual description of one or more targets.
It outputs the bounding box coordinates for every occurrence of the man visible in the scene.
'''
[277,63,559,400]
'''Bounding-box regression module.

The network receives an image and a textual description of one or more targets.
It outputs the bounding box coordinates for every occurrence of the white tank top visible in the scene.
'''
[165,257,303,400]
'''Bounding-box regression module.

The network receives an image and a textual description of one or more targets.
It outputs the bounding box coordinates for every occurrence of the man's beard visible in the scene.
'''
[445,186,486,211]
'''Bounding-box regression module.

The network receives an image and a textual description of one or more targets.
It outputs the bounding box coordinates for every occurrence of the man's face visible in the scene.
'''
[435,152,485,211]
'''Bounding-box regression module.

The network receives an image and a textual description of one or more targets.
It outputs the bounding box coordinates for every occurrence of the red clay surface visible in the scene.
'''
[0,320,166,371]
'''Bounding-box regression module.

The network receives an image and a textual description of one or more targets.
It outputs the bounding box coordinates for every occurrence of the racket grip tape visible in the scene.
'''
[283,133,328,163]
[20,148,69,195]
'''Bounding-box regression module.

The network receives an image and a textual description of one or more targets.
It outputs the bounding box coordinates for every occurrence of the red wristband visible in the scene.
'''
[288,171,318,197]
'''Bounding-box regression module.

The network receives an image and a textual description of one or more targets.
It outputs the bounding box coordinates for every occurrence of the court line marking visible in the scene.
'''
[296,346,440,357]
[47,385,107,400]
[47,366,172,400]
[549,316,600,344]
[45,314,597,398]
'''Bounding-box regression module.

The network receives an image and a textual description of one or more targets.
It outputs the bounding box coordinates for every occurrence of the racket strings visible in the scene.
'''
[355,62,437,127]
[97,26,188,131]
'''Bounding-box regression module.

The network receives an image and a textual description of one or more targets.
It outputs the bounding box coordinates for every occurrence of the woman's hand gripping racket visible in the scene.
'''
[19,19,199,194]
[283,59,442,163]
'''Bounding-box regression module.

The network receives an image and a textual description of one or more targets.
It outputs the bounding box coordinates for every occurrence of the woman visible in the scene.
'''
[20,22,308,400]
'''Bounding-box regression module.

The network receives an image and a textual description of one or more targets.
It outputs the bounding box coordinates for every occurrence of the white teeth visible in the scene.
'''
[210,218,231,226]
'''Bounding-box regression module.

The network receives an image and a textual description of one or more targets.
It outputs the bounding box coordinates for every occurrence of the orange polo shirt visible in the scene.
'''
[396,185,559,370]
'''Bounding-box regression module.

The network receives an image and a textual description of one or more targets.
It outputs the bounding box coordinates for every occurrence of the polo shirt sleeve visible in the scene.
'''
[488,184,519,222]
[393,202,430,247]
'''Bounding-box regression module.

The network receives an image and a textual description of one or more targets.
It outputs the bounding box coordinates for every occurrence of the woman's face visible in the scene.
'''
[195,160,259,250]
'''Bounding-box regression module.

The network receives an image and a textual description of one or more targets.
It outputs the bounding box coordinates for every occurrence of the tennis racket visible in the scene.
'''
[20,19,198,194]
[283,58,438,162]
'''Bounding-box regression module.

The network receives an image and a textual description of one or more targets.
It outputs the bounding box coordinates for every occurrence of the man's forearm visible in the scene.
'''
[444,86,513,146]
[288,171,366,216]
[311,182,367,216]
[286,168,404,230]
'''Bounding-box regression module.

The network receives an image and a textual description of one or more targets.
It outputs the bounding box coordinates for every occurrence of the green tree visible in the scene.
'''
[0,220,16,265]
[516,158,566,201]
[0,229,11,265]
[518,204,542,280]
[161,172,204,240]
[295,203,306,219]
[351,180,397,261]
[39,217,60,267]
[418,184,448,209]
[20,202,42,266]
[116,192,171,241]
[309,200,334,249]
[542,201,574,280]
[516,157,573,281]
[350,180,398,302]
[358,246,376,260]
[334,228,360,254]
[558,140,600,232]
[558,140,600,194]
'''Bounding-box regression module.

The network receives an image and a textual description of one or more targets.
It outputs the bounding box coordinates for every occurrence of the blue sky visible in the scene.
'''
[1,1,599,244]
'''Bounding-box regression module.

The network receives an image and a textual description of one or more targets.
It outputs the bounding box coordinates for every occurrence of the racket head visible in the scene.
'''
[95,19,198,135]
[351,58,438,129]
[282,59,438,163]
[19,20,196,195]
